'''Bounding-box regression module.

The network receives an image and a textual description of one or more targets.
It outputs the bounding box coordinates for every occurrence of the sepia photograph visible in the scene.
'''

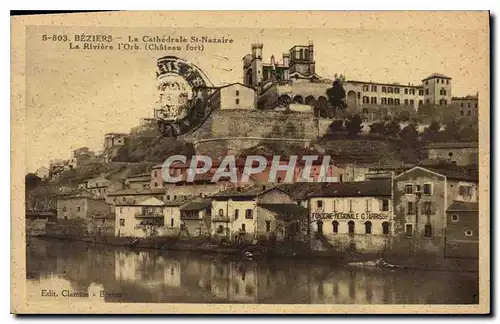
[11,10,490,314]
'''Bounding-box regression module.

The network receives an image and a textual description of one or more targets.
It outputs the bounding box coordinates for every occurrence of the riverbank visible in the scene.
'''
[31,234,479,273]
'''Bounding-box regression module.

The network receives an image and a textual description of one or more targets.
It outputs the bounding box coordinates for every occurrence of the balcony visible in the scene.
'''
[212,215,230,222]
[135,211,163,219]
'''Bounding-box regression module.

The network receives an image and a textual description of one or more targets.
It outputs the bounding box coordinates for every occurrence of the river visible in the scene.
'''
[26,237,478,304]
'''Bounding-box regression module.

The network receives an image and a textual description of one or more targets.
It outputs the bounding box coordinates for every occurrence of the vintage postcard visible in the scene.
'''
[11,11,490,314]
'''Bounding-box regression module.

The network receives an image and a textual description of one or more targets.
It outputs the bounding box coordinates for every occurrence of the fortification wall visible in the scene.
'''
[186,109,320,156]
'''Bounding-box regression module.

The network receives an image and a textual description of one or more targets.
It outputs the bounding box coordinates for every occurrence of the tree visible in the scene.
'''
[400,124,419,144]
[326,79,347,117]
[421,120,441,142]
[384,120,400,138]
[346,114,363,136]
[328,119,344,133]
[25,173,42,191]
[369,122,386,136]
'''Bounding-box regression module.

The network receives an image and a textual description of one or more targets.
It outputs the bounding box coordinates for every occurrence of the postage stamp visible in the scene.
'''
[11,11,490,314]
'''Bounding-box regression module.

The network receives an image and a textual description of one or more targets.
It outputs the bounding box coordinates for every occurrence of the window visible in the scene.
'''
[424,201,432,215]
[236,90,239,96]
[381,98,387,105]
[465,230,473,237]
[405,184,413,194]
[348,221,355,234]
[424,224,432,237]
[333,200,338,212]
[410,99,414,106]
[371,97,377,104]
[410,89,415,95]
[234,209,239,220]
[395,88,400,94]
[241,224,246,232]
[425,89,429,95]
[363,85,369,91]
[154,182,158,188]
[382,221,390,235]
[388,98,394,105]
[452,214,459,222]
[419,100,423,105]
[419,89,424,96]
[407,201,415,215]
[388,87,394,93]
[357,92,361,99]
[405,224,413,236]
[63,206,67,212]
[371,85,377,92]
[170,218,174,227]
[404,99,409,105]
[122,197,126,202]
[348,200,353,212]
[440,89,447,95]
[245,209,253,219]
[365,221,372,234]
[425,80,428,85]
[216,225,224,234]
[394,99,400,106]
[316,200,323,209]
[382,86,387,93]
[381,199,389,211]
[174,195,177,200]
[236,99,240,105]
[119,219,125,226]
[218,209,224,216]
[363,96,369,104]
[76,206,81,212]
[362,108,369,114]
[446,79,449,84]
[332,221,339,233]
[459,185,473,197]
[266,221,271,232]
[404,88,408,95]
[365,199,372,212]
[423,183,433,195]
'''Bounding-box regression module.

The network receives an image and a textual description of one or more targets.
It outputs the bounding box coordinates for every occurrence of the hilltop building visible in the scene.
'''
[242,42,471,120]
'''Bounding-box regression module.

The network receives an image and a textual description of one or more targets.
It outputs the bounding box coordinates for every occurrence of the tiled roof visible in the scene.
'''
[211,185,277,199]
[422,73,452,81]
[308,179,392,198]
[423,165,479,182]
[447,201,479,212]
[107,188,165,196]
[164,196,196,207]
[277,182,326,200]
[179,199,212,211]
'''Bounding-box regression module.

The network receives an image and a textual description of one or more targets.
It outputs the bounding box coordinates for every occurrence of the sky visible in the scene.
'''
[25,24,487,172]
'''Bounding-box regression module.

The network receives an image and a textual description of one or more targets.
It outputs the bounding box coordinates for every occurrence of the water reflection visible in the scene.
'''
[26,238,478,304]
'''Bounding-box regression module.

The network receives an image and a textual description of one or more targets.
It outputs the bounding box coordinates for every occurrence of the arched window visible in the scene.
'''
[382,221,390,235]
[424,224,432,237]
[332,221,339,233]
[299,49,304,60]
[348,221,355,234]
[364,221,372,234]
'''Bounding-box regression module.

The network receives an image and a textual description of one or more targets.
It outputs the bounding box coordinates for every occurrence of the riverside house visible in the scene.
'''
[210,185,306,244]
[308,179,394,253]
[115,197,165,238]
[393,165,478,257]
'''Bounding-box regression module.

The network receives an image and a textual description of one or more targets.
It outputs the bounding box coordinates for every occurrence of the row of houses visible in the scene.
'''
[50,164,479,258]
